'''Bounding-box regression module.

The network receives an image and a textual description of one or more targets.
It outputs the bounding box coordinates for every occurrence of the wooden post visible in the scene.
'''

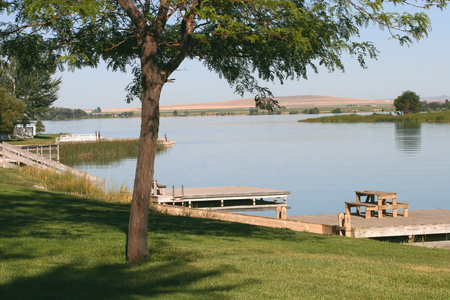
[344,213,352,237]
[276,206,287,219]
[281,207,287,219]
[49,145,52,160]
[172,185,175,202]
[277,206,282,219]
[338,213,345,236]
[181,185,185,206]
[57,144,60,162]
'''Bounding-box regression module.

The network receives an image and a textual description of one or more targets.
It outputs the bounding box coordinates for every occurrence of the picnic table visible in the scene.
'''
[345,190,409,219]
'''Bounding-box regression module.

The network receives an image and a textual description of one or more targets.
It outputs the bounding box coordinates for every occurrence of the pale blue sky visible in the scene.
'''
[55,8,450,110]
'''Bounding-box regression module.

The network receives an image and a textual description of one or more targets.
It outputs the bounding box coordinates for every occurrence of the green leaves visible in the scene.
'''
[394,90,421,115]
[1,0,447,104]
[0,89,25,134]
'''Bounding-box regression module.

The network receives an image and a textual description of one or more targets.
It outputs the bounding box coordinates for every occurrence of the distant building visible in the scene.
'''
[0,122,36,141]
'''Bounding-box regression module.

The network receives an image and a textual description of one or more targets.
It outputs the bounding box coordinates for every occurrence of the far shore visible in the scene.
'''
[100,95,395,114]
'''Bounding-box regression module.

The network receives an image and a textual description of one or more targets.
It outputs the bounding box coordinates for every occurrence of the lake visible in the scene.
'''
[44,115,450,217]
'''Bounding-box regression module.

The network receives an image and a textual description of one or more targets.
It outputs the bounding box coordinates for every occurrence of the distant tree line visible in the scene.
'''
[44,107,88,120]
[303,107,320,114]
[421,100,450,112]
[119,111,134,117]
[395,91,450,115]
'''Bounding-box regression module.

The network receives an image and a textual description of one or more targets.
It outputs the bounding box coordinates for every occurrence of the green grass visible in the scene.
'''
[300,111,450,123]
[7,134,64,145]
[0,168,449,299]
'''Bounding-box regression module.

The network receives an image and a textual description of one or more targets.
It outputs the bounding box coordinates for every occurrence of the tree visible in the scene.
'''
[303,107,320,114]
[0,36,61,124]
[1,0,446,262]
[35,119,45,135]
[394,90,421,114]
[0,89,25,134]
[249,108,259,115]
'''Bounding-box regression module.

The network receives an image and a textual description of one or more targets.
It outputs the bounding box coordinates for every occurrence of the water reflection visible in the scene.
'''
[69,147,169,167]
[395,122,421,155]
[44,116,450,215]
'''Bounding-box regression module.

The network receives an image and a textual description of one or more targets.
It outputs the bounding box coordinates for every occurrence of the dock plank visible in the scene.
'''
[171,186,290,199]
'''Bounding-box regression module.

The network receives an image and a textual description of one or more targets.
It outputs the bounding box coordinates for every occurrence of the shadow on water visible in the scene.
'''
[395,122,421,155]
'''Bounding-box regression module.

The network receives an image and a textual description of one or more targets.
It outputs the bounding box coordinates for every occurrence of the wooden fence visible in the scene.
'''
[18,144,60,161]
[1,142,105,186]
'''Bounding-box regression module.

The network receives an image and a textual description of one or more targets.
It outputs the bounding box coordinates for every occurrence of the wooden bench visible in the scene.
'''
[379,201,409,217]
[345,201,409,219]
[345,202,378,219]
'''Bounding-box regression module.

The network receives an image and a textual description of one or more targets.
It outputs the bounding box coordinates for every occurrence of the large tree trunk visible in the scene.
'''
[127,36,164,263]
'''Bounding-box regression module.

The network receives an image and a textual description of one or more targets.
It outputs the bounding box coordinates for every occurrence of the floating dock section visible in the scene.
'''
[153,185,290,211]
[289,209,450,238]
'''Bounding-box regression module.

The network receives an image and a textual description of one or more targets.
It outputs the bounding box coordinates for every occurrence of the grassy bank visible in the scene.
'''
[7,133,64,145]
[300,111,450,123]
[0,168,449,299]
[20,167,131,203]
[60,139,166,166]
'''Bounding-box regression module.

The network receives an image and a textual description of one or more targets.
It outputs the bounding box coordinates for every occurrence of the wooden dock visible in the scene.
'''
[289,209,450,238]
[153,185,290,211]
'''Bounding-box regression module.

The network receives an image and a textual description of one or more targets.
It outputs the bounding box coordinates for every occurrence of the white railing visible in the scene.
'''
[56,134,99,144]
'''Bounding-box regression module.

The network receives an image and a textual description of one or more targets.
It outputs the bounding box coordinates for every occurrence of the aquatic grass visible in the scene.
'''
[300,111,450,123]
[59,139,166,166]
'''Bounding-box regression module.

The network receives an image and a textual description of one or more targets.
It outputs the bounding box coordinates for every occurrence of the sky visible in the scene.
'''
[54,8,450,110]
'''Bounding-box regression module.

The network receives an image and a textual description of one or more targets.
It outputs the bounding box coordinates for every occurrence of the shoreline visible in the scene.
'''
[100,95,394,114]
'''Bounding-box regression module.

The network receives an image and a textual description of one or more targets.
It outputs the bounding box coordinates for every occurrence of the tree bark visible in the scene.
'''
[126,34,165,263]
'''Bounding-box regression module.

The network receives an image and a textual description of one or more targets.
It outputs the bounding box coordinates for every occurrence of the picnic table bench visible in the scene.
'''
[345,190,409,219]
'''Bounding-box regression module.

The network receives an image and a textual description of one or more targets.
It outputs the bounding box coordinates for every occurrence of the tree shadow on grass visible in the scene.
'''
[150,208,329,244]
[0,187,130,239]
[0,260,252,300]
[0,185,325,245]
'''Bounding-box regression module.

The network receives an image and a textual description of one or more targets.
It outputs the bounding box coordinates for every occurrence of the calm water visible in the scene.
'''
[44,115,450,217]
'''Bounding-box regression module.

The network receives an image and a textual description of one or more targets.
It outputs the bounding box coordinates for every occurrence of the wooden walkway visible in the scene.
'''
[1,142,105,185]
[289,209,450,238]
[154,186,290,211]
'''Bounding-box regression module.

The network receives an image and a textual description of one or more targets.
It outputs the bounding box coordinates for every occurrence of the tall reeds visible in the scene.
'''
[20,167,132,203]
[299,111,450,123]
[60,139,166,166]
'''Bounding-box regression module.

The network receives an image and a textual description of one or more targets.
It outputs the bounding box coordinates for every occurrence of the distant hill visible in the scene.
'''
[420,95,450,101]
[102,94,398,113]
[159,95,393,111]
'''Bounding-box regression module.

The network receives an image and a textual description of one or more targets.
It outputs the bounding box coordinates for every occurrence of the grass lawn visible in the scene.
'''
[0,168,449,299]
[6,134,63,145]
